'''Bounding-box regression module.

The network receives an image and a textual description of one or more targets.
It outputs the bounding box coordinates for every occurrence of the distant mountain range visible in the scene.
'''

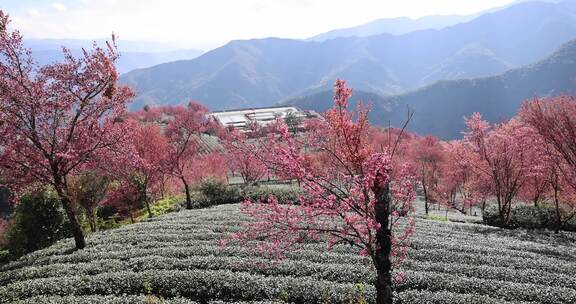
[306,15,477,42]
[286,39,576,139]
[306,0,563,41]
[284,90,388,113]
[26,39,204,74]
[120,0,576,111]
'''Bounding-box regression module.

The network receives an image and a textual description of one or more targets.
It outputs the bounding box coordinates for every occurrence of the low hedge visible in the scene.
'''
[192,179,303,209]
[483,204,576,231]
[14,295,199,304]
[0,269,372,303]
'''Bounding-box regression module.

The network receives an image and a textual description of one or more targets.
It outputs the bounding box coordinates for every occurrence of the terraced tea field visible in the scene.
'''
[1,204,575,304]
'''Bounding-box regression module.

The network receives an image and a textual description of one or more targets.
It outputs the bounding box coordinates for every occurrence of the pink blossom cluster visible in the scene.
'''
[225,79,417,272]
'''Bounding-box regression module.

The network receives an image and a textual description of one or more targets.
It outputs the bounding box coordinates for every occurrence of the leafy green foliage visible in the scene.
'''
[5,190,71,259]
[483,204,576,231]
[135,196,185,221]
[192,179,303,209]
[0,186,11,217]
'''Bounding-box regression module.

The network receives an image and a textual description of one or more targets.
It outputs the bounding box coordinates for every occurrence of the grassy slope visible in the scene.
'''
[0,204,575,303]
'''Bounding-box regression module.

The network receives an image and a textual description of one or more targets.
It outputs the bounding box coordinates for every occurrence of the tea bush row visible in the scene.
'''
[0,269,371,303]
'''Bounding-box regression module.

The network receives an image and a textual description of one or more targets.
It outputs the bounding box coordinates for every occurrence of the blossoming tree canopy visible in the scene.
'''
[519,96,576,230]
[225,79,416,304]
[162,103,222,209]
[410,135,445,214]
[0,11,134,249]
[461,113,535,226]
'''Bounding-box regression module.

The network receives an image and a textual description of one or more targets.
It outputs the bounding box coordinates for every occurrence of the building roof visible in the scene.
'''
[209,106,306,129]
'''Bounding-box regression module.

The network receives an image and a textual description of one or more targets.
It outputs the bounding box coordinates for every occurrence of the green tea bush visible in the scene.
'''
[1,204,574,303]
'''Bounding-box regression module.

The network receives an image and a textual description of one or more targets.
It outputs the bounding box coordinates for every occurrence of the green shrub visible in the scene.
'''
[136,196,184,221]
[426,215,448,222]
[5,189,71,259]
[483,203,576,231]
[0,186,12,217]
[193,180,303,209]
[482,205,502,227]
[0,249,9,264]
[196,178,241,207]
[243,186,303,204]
[511,204,556,229]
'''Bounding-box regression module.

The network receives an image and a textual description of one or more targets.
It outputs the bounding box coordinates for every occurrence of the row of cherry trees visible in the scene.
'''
[0,11,228,249]
[406,101,576,231]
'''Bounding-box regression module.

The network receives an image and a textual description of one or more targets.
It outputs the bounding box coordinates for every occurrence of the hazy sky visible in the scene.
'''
[4,0,517,50]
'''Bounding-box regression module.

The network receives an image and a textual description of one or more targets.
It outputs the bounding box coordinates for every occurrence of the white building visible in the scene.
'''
[209,106,318,131]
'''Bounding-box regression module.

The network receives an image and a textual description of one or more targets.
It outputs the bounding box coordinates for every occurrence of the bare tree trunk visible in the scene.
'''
[373,182,393,304]
[422,183,429,215]
[554,186,561,234]
[88,208,97,233]
[144,196,153,218]
[182,177,193,210]
[128,201,135,224]
[55,186,86,249]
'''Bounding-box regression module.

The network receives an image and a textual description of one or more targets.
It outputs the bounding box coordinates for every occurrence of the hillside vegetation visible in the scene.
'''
[1,204,575,303]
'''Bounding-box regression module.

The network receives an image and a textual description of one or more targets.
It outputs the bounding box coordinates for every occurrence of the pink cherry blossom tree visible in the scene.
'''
[0,12,134,249]
[520,96,576,231]
[460,114,533,226]
[116,120,169,218]
[520,96,576,192]
[162,102,219,209]
[225,131,268,185]
[101,180,141,224]
[410,135,444,215]
[225,80,416,304]
[433,141,479,214]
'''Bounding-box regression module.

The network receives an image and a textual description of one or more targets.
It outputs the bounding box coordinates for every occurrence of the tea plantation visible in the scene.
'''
[1,204,575,304]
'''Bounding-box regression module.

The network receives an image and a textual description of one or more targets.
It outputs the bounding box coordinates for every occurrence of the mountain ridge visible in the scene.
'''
[120,0,576,111]
[286,38,576,139]
[25,39,204,74]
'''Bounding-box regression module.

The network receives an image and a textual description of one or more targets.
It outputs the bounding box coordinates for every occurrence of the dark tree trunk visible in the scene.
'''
[144,197,153,218]
[88,208,97,233]
[373,182,393,304]
[182,177,192,210]
[422,184,429,216]
[554,186,561,234]
[56,187,86,249]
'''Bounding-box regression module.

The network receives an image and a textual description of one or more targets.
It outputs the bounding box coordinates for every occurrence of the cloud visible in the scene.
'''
[51,3,67,12]
[9,0,516,50]
[26,9,40,17]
